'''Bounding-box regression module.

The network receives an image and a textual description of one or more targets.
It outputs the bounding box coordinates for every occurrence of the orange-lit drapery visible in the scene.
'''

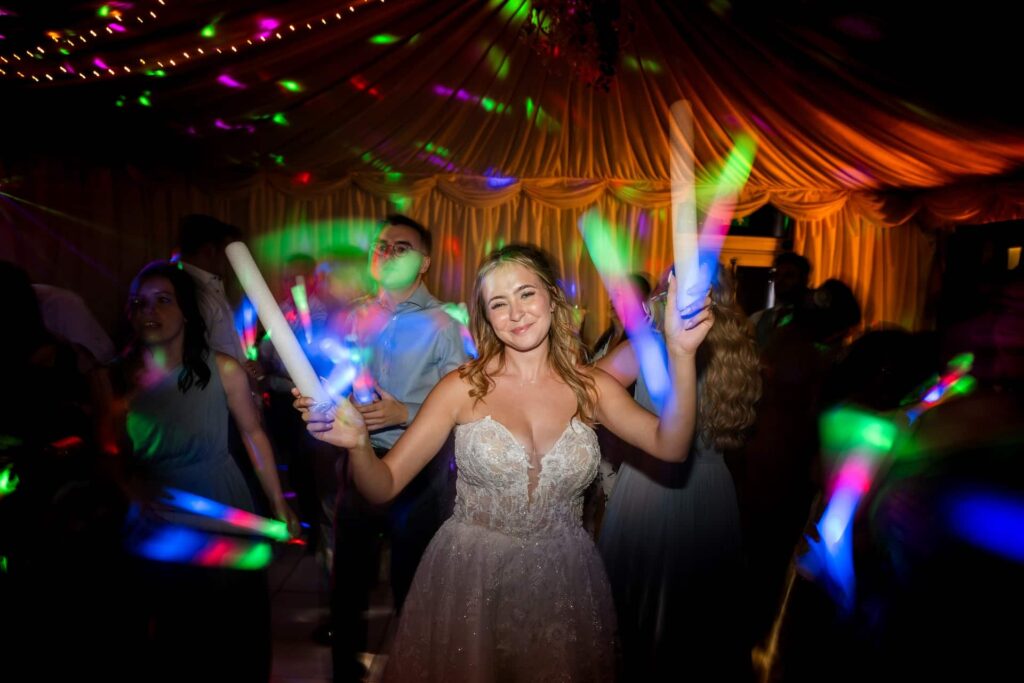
[5,0,1024,337]
[2,164,949,339]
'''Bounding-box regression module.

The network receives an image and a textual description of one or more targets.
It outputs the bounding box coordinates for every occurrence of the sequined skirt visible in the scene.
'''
[383,518,617,682]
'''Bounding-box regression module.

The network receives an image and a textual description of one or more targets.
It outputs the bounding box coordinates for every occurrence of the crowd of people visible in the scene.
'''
[1,213,1018,682]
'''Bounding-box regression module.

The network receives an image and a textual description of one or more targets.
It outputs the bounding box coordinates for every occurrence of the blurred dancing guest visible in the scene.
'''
[330,215,468,681]
[597,266,761,681]
[113,261,298,681]
[177,214,247,361]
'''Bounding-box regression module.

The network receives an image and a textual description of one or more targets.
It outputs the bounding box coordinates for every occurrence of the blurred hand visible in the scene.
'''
[353,387,409,430]
[291,389,369,449]
[275,504,303,540]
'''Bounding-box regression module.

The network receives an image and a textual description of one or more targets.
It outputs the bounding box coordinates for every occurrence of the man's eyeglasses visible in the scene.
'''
[373,241,418,258]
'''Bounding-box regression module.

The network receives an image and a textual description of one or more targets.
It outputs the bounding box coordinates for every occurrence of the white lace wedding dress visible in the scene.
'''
[382,415,617,682]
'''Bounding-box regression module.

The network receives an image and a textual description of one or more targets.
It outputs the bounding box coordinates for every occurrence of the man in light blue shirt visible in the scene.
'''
[333,215,468,681]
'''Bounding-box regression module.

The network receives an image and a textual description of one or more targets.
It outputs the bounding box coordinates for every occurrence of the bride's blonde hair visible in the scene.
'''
[459,244,597,422]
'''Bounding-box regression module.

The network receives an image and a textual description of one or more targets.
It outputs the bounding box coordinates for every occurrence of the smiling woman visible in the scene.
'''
[294,242,715,681]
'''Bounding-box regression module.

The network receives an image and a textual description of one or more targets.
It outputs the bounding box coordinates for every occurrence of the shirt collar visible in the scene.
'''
[377,283,437,311]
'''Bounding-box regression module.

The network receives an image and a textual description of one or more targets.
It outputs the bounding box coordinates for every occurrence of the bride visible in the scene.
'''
[295,244,712,681]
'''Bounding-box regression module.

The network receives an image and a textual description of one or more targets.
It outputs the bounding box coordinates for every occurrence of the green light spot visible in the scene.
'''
[524,97,560,132]
[624,55,640,71]
[441,302,470,327]
[235,542,273,570]
[424,142,435,152]
[820,406,898,457]
[361,152,373,163]
[948,375,977,398]
[145,69,166,77]
[481,97,496,112]
[272,112,289,126]
[201,24,217,39]
[271,154,285,166]
[579,209,635,277]
[948,352,974,373]
[491,0,531,22]
[1,463,20,496]
[386,172,403,182]
[369,33,400,45]
[59,48,70,55]
[278,80,302,92]
[390,194,411,212]
[483,42,511,80]
[138,94,151,107]
[642,59,662,73]
[98,5,110,17]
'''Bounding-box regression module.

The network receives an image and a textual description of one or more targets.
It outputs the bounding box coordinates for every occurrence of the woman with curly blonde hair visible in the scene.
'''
[597,264,761,681]
[295,244,713,681]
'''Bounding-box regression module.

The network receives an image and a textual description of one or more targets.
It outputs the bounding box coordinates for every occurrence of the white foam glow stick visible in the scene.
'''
[225,242,331,405]
[670,99,701,312]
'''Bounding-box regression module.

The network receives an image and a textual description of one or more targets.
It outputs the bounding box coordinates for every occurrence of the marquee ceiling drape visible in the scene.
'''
[2,0,1022,335]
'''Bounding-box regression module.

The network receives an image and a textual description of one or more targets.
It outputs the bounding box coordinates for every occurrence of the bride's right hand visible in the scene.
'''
[291,389,369,449]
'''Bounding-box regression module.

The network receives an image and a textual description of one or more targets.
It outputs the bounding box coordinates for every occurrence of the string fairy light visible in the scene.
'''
[1,0,168,66]
[1,0,389,82]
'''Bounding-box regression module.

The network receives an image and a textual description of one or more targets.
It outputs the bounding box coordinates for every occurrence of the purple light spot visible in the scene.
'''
[433,84,453,96]
[485,168,517,188]
[751,114,773,134]
[217,74,245,88]
[214,118,232,130]
[108,23,126,33]
[93,57,109,69]
[258,18,279,31]
[637,212,650,239]
[455,89,473,102]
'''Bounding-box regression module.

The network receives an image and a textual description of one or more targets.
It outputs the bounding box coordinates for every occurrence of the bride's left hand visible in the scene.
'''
[663,273,714,357]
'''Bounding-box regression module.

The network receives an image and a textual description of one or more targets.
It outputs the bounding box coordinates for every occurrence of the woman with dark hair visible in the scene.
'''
[295,244,713,681]
[596,265,762,681]
[117,261,298,526]
[113,261,299,680]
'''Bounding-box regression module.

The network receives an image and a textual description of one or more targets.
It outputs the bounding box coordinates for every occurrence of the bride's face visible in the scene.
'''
[481,262,554,353]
